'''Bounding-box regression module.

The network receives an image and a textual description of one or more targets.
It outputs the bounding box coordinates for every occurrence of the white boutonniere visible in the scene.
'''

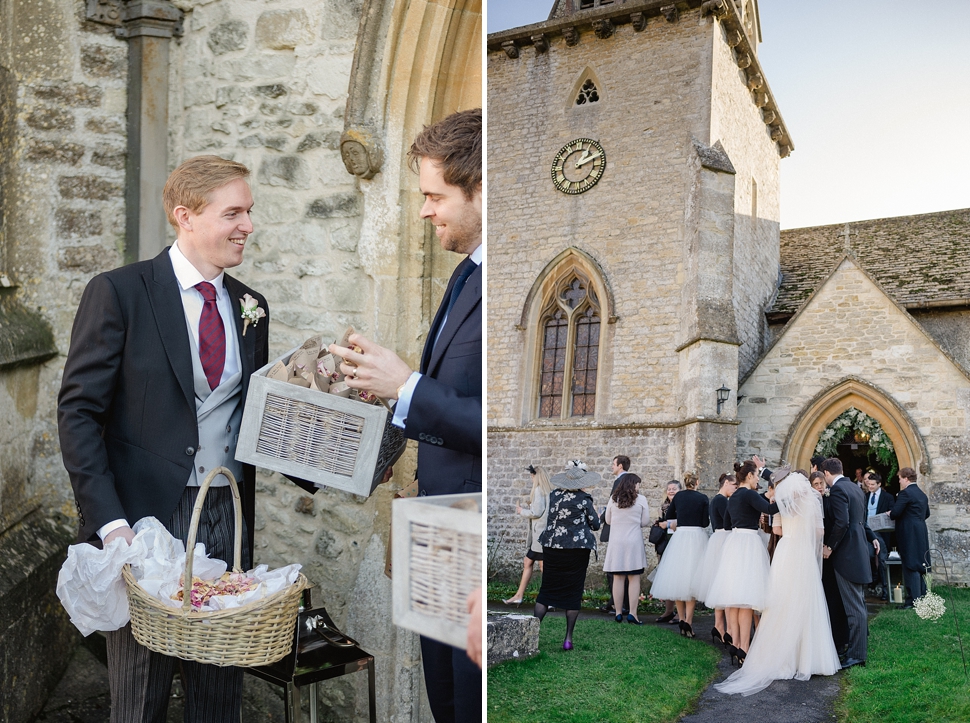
[240,294,266,336]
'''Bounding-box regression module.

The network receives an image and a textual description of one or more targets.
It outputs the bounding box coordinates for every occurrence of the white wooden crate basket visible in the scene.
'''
[236,345,407,497]
[392,493,482,649]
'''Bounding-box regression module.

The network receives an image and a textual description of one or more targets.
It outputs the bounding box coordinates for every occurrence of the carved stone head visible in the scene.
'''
[340,129,382,180]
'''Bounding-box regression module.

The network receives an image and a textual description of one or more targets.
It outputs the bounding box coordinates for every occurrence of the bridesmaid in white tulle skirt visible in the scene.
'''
[715,468,841,695]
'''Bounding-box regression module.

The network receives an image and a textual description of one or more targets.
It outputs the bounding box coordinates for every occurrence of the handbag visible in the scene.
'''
[648,522,665,545]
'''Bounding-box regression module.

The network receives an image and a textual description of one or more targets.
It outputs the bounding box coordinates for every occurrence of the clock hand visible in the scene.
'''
[575,151,602,168]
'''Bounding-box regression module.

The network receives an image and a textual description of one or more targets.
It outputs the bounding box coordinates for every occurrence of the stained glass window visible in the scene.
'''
[537,273,601,418]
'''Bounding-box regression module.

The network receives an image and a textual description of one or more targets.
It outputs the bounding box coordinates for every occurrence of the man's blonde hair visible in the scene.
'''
[163,155,251,230]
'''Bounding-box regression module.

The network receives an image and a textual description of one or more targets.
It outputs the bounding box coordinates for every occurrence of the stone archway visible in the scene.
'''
[783,377,927,474]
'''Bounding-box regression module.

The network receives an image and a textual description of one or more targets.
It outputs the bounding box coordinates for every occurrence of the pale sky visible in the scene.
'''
[487,1,970,230]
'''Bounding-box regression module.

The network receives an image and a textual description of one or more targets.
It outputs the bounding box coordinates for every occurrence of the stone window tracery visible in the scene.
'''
[575,79,600,105]
[538,272,601,418]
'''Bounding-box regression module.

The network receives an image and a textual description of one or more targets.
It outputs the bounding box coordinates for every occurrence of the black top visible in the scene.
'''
[710,494,732,531]
[727,487,779,530]
[665,489,710,527]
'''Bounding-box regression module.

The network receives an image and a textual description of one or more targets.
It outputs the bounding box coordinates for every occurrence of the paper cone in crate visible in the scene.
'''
[236,344,407,496]
[391,493,482,649]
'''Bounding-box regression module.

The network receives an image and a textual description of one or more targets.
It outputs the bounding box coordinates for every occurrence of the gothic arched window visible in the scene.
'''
[538,273,601,418]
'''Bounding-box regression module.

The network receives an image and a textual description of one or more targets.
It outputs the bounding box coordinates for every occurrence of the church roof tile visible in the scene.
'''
[771,208,970,317]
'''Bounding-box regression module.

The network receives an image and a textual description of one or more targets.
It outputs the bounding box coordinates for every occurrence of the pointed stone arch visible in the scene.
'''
[517,247,616,422]
[783,377,928,474]
[567,66,605,110]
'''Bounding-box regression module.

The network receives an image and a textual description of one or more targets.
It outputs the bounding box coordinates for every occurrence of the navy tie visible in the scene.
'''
[444,258,476,319]
[433,258,476,351]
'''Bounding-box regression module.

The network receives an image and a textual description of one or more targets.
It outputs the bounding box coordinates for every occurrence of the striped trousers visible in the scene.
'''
[106,486,250,723]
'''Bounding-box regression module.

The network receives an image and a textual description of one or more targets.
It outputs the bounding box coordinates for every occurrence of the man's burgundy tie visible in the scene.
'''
[195,281,225,390]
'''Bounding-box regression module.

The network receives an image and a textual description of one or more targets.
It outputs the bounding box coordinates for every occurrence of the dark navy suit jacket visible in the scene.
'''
[57,249,270,555]
[405,259,482,496]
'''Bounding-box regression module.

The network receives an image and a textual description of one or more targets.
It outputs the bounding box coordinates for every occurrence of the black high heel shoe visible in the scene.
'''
[723,632,733,647]
[736,648,747,667]
[678,621,695,638]
[727,645,740,666]
[712,628,723,645]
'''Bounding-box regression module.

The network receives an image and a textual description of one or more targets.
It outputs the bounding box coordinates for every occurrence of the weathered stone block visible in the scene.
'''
[33,83,102,108]
[258,156,310,189]
[58,175,122,201]
[296,131,341,152]
[256,84,288,98]
[92,147,126,170]
[56,209,102,238]
[85,116,124,135]
[26,106,74,131]
[208,21,250,55]
[487,613,540,666]
[58,246,111,274]
[255,10,315,50]
[306,193,359,219]
[0,511,78,723]
[80,44,126,78]
[25,140,84,165]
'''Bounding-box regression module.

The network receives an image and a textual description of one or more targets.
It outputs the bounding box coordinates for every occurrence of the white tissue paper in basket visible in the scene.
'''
[56,516,301,636]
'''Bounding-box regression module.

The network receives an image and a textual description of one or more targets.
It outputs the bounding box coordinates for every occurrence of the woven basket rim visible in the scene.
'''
[123,564,308,621]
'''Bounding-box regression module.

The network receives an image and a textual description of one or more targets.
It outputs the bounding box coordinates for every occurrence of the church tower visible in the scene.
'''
[486,0,791,570]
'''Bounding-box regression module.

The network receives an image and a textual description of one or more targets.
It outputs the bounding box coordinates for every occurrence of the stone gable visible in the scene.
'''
[739,258,970,580]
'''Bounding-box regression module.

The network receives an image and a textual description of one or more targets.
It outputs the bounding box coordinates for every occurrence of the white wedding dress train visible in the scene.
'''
[715,473,841,695]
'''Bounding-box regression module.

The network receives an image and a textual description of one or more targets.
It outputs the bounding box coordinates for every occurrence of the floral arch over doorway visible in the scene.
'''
[783,377,927,475]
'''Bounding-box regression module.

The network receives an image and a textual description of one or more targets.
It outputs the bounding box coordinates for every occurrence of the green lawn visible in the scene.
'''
[838,586,970,723]
[487,615,720,723]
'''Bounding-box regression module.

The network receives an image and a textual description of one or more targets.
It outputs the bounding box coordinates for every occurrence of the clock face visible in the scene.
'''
[551,138,606,195]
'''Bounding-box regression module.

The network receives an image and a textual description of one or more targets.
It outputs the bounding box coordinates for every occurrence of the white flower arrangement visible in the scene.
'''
[814,406,896,474]
[239,293,266,336]
[914,591,947,621]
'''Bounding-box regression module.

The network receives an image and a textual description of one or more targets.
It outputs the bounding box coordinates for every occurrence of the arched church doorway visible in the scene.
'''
[783,378,927,496]
[813,408,900,495]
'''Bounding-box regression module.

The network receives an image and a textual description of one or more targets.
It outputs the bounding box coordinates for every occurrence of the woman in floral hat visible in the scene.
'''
[534,460,602,651]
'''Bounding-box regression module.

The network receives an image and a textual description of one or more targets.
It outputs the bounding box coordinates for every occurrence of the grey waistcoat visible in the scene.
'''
[185,323,244,488]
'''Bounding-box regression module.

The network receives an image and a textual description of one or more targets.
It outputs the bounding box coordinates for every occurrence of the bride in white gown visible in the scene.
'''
[715,469,841,696]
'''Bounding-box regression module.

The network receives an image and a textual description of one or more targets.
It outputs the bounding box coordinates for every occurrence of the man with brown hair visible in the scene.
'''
[58,155,269,721]
[890,467,931,607]
[331,108,482,722]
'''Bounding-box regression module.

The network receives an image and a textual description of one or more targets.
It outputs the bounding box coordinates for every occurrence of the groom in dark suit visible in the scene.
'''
[58,156,270,721]
[890,466,931,607]
[821,457,872,669]
[332,109,482,723]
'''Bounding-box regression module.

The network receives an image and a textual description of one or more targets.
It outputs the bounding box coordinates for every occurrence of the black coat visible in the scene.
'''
[406,260,482,496]
[890,484,931,571]
[666,489,710,528]
[824,477,872,584]
[57,250,270,553]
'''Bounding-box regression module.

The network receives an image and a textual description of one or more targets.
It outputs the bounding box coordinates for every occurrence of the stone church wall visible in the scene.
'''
[708,20,781,381]
[1,0,128,520]
[738,260,970,582]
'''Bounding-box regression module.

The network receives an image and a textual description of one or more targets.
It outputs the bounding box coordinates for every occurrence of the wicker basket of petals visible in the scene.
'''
[123,467,308,667]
